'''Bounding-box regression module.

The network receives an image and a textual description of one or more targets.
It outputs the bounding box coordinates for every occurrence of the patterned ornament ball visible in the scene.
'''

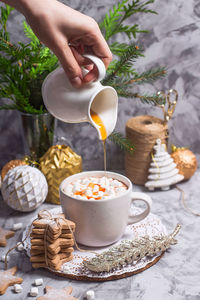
[1,165,48,212]
[171,146,198,180]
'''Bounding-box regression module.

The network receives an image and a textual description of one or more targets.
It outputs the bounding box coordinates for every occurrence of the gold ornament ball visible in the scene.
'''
[171,148,197,180]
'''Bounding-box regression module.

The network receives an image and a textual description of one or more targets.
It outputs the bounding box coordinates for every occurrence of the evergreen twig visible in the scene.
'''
[109,132,135,153]
[126,67,167,85]
[103,44,143,83]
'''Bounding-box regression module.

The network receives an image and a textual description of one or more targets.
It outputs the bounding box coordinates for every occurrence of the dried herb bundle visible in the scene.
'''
[84,224,181,273]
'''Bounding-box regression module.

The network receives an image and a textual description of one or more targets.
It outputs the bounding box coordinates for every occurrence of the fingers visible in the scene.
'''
[70,46,99,83]
[55,42,84,87]
[91,31,113,69]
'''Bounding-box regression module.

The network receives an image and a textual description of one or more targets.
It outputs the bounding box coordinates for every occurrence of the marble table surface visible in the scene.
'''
[0,170,200,300]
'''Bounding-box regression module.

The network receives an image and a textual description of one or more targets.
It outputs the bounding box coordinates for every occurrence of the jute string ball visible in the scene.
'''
[125,115,168,185]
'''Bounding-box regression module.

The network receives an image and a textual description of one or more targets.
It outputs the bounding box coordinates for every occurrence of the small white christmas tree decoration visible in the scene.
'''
[145,139,184,191]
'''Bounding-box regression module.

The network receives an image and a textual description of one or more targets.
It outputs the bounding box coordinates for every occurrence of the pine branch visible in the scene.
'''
[103,44,143,83]
[109,42,131,56]
[100,0,156,41]
[23,21,40,49]
[127,67,167,85]
[0,5,13,41]
[109,132,135,154]
[0,103,17,110]
[122,0,157,22]
[115,88,165,105]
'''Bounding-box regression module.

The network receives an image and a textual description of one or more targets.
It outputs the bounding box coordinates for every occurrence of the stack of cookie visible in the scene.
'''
[30,212,75,270]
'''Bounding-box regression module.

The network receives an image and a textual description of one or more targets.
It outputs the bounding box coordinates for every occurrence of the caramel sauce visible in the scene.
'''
[90,109,107,141]
[90,109,107,172]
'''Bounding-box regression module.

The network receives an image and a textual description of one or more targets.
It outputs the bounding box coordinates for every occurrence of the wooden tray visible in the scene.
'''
[23,207,167,281]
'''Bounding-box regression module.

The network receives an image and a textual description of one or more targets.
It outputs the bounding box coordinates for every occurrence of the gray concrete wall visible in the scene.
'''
[0,0,200,170]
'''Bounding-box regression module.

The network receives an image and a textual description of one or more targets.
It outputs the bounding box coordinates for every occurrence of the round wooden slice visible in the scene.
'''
[47,252,164,281]
[23,207,167,282]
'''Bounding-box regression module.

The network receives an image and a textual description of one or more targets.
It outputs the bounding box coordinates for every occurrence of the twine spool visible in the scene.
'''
[125,115,168,185]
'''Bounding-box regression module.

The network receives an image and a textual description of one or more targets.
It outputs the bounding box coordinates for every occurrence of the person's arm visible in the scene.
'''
[1,0,112,87]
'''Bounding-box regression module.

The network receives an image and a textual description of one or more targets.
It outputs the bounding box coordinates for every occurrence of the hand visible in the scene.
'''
[19,0,112,87]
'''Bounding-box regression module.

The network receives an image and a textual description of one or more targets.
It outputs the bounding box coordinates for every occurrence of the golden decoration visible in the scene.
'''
[157,89,178,122]
[171,145,197,180]
[1,159,26,180]
[40,145,82,205]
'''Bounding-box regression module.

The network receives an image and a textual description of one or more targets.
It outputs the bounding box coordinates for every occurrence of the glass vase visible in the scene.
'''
[20,112,55,161]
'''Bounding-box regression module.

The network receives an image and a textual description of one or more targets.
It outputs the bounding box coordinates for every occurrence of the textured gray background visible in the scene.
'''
[0,0,200,170]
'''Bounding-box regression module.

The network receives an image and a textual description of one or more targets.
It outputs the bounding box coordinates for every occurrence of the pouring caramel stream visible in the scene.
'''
[90,109,107,171]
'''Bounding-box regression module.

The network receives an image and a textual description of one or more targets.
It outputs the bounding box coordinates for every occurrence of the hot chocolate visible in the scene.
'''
[63,176,128,200]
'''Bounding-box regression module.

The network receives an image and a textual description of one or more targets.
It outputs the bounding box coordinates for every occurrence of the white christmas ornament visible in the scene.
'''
[1,165,48,212]
[145,139,184,191]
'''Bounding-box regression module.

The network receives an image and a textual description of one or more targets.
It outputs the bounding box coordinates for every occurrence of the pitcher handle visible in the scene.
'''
[128,192,152,224]
[83,54,106,81]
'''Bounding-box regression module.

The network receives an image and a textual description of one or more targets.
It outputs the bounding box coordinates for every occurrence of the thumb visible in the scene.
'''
[55,43,83,87]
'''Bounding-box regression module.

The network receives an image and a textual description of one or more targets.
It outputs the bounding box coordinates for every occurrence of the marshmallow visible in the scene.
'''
[62,265,70,274]
[34,278,43,286]
[93,185,99,192]
[30,287,38,297]
[13,222,23,231]
[1,254,10,262]
[82,178,90,185]
[14,284,23,293]
[72,183,81,193]
[112,180,122,187]
[106,187,115,195]
[85,189,93,197]
[86,290,95,300]
[17,242,24,251]
[67,176,128,200]
[75,195,84,200]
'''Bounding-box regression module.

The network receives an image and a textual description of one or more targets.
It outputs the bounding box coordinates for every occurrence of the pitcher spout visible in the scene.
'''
[89,86,118,140]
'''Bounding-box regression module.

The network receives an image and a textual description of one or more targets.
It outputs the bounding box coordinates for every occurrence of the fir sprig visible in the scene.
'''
[100,0,157,41]
[103,44,143,82]
[0,5,59,114]
[109,132,135,153]
[128,68,167,85]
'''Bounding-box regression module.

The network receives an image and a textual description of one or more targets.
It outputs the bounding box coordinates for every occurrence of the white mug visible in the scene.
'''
[60,171,152,247]
[42,54,118,140]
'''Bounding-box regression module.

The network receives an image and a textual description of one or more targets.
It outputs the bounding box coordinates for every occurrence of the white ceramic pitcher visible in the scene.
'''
[42,54,118,140]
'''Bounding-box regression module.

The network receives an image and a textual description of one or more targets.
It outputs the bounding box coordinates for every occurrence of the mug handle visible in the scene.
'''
[127,192,152,224]
[83,54,106,81]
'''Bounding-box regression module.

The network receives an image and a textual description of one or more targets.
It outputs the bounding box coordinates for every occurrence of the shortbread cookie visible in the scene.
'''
[31,240,74,255]
[0,227,15,247]
[30,247,74,258]
[33,213,75,234]
[0,266,23,295]
[32,254,73,270]
[30,252,72,264]
[31,238,74,247]
[30,232,73,241]
[36,285,77,300]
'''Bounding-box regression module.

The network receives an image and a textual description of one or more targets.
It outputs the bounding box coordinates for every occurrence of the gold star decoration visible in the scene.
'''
[0,227,15,247]
[0,266,23,295]
[37,286,77,300]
